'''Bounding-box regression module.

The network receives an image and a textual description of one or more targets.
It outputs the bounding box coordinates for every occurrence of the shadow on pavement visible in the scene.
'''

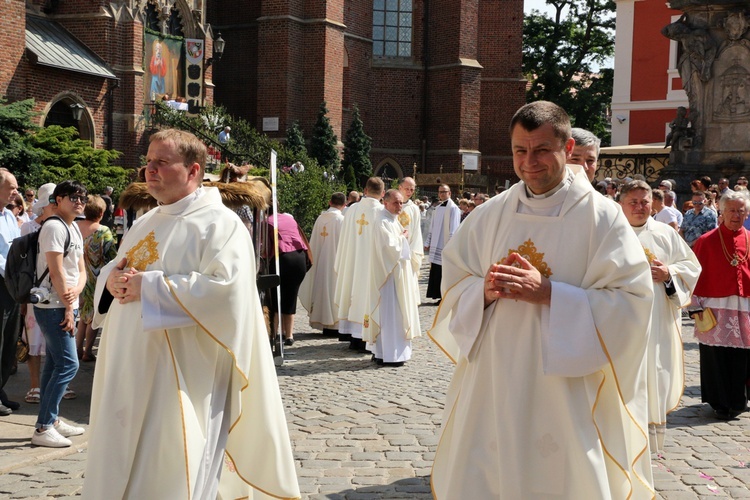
[321,476,433,499]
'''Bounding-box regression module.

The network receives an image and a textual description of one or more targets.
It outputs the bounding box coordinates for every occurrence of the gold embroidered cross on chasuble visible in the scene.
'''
[503,238,553,278]
[398,211,411,228]
[125,231,160,271]
[356,214,369,235]
[642,246,657,264]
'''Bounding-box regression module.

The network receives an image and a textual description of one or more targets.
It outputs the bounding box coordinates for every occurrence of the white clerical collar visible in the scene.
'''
[631,220,649,234]
[524,171,572,199]
[518,170,574,212]
[158,187,205,215]
[384,210,398,220]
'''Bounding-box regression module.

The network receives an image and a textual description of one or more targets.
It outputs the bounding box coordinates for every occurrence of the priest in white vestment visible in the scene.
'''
[620,182,701,454]
[397,177,423,305]
[424,184,460,300]
[429,102,655,499]
[333,177,384,351]
[298,192,346,334]
[363,190,421,366]
[82,130,299,500]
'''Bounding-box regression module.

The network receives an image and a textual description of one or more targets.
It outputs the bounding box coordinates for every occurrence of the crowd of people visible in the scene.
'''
[0,101,749,496]
[0,130,300,498]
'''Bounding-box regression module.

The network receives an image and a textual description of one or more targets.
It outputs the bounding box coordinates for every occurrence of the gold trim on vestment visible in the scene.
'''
[165,330,192,499]
[426,273,473,365]
[166,280,301,499]
[594,329,656,498]
[164,280,249,428]
[166,280,291,496]
[223,450,301,500]
[667,304,686,417]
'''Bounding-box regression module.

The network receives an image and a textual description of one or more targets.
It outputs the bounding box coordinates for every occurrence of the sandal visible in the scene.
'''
[62,387,77,400]
[25,388,40,404]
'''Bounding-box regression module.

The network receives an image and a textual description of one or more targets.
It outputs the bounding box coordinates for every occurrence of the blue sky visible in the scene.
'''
[525,0,555,15]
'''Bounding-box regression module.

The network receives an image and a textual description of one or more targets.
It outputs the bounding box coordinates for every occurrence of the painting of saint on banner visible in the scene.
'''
[144,32,184,102]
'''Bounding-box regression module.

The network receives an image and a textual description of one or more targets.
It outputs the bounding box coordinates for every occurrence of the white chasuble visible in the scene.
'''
[633,218,700,452]
[363,211,421,357]
[429,167,655,499]
[399,199,424,306]
[84,188,299,500]
[333,197,383,337]
[299,207,344,330]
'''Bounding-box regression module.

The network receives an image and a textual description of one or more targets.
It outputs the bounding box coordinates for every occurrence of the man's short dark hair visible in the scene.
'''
[510,101,572,145]
[53,180,87,201]
[330,192,346,206]
[692,190,707,199]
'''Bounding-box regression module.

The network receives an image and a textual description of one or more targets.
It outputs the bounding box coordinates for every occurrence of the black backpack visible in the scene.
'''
[4,216,70,304]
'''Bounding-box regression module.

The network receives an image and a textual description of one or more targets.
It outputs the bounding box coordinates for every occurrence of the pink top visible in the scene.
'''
[268,213,308,254]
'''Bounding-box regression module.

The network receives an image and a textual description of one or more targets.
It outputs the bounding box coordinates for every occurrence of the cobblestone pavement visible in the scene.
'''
[2,274,750,498]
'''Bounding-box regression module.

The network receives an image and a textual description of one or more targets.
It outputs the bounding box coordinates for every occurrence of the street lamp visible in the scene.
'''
[70,102,85,122]
[205,32,226,67]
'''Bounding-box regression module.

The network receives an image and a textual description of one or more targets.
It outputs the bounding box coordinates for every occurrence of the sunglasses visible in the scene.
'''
[67,195,89,204]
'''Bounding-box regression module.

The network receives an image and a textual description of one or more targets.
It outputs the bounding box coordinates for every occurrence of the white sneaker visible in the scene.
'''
[55,420,85,437]
[31,427,72,448]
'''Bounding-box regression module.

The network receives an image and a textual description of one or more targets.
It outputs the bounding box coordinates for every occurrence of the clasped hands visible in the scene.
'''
[650,259,670,283]
[483,252,551,308]
[106,257,143,304]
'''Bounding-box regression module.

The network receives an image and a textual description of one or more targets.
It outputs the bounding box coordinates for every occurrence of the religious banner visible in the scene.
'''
[185,38,205,111]
[144,31,185,102]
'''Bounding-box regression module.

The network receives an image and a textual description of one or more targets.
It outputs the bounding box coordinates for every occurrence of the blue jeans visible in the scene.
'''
[34,307,79,428]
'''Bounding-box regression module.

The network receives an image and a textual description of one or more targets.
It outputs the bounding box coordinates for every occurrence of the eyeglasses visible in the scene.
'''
[692,201,704,205]
[24,193,34,198]
[66,195,89,204]
[438,190,450,194]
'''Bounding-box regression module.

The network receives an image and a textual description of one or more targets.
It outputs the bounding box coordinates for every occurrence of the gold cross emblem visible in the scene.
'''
[320,226,329,238]
[125,231,159,271]
[356,214,369,235]
[398,211,411,228]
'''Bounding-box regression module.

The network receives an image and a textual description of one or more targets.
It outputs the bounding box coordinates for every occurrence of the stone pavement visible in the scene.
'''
[1,278,750,498]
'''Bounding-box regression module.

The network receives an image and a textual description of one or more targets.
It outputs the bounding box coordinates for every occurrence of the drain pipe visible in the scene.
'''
[106,78,120,150]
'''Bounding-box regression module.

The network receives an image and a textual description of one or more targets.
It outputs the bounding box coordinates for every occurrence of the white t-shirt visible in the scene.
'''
[654,207,679,226]
[35,218,84,309]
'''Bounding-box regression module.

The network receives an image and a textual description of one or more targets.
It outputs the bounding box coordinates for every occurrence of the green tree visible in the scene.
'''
[150,103,347,233]
[341,105,372,191]
[0,98,40,182]
[310,101,341,173]
[285,120,306,159]
[524,0,615,144]
[277,159,346,234]
[24,126,129,196]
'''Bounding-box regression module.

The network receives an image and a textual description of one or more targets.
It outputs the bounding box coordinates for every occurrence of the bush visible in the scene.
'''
[23,126,129,196]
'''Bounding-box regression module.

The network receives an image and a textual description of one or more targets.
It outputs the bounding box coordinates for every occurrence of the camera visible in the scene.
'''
[29,287,51,304]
